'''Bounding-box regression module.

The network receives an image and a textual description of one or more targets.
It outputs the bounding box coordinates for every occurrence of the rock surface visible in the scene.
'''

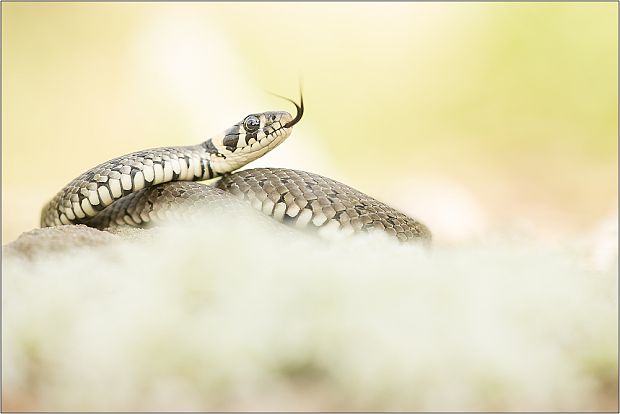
[3,225,121,259]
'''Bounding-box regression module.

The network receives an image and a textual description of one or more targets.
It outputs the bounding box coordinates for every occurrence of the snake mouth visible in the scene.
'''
[283,92,304,128]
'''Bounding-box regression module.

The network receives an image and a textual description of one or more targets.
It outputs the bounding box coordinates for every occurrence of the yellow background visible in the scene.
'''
[2,2,617,243]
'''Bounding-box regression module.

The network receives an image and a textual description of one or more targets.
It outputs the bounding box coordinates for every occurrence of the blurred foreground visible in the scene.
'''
[3,211,618,411]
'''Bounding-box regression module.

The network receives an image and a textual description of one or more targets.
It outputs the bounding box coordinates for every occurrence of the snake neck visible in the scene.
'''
[41,119,291,228]
[41,144,219,227]
[200,136,273,176]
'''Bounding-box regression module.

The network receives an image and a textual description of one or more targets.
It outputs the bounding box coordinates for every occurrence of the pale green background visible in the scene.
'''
[2,2,617,243]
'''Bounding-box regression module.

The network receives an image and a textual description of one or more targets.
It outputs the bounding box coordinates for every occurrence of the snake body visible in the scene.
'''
[41,101,431,242]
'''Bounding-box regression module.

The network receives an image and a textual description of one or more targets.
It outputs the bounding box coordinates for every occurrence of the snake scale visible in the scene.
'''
[40,97,431,243]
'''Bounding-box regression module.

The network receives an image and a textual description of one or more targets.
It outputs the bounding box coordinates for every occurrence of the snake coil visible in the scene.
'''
[41,96,431,243]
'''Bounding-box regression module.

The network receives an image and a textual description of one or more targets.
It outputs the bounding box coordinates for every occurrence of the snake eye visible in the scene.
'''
[243,115,260,132]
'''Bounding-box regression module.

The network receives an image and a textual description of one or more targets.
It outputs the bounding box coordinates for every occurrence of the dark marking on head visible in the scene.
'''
[244,131,258,145]
[223,134,239,152]
[204,139,221,155]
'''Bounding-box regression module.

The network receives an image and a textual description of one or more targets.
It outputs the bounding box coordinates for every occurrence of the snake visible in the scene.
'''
[40,95,431,243]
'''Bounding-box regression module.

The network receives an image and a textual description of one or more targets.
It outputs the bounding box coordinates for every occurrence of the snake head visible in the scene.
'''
[224,111,294,152]
[206,96,303,173]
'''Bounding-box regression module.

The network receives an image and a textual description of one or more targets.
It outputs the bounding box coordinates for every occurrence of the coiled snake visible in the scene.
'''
[40,96,431,243]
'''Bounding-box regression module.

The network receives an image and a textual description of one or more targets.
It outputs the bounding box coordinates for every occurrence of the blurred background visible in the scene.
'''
[2,2,617,244]
[2,4,618,412]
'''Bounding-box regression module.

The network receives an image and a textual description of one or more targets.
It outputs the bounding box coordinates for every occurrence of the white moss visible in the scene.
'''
[2,213,617,411]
